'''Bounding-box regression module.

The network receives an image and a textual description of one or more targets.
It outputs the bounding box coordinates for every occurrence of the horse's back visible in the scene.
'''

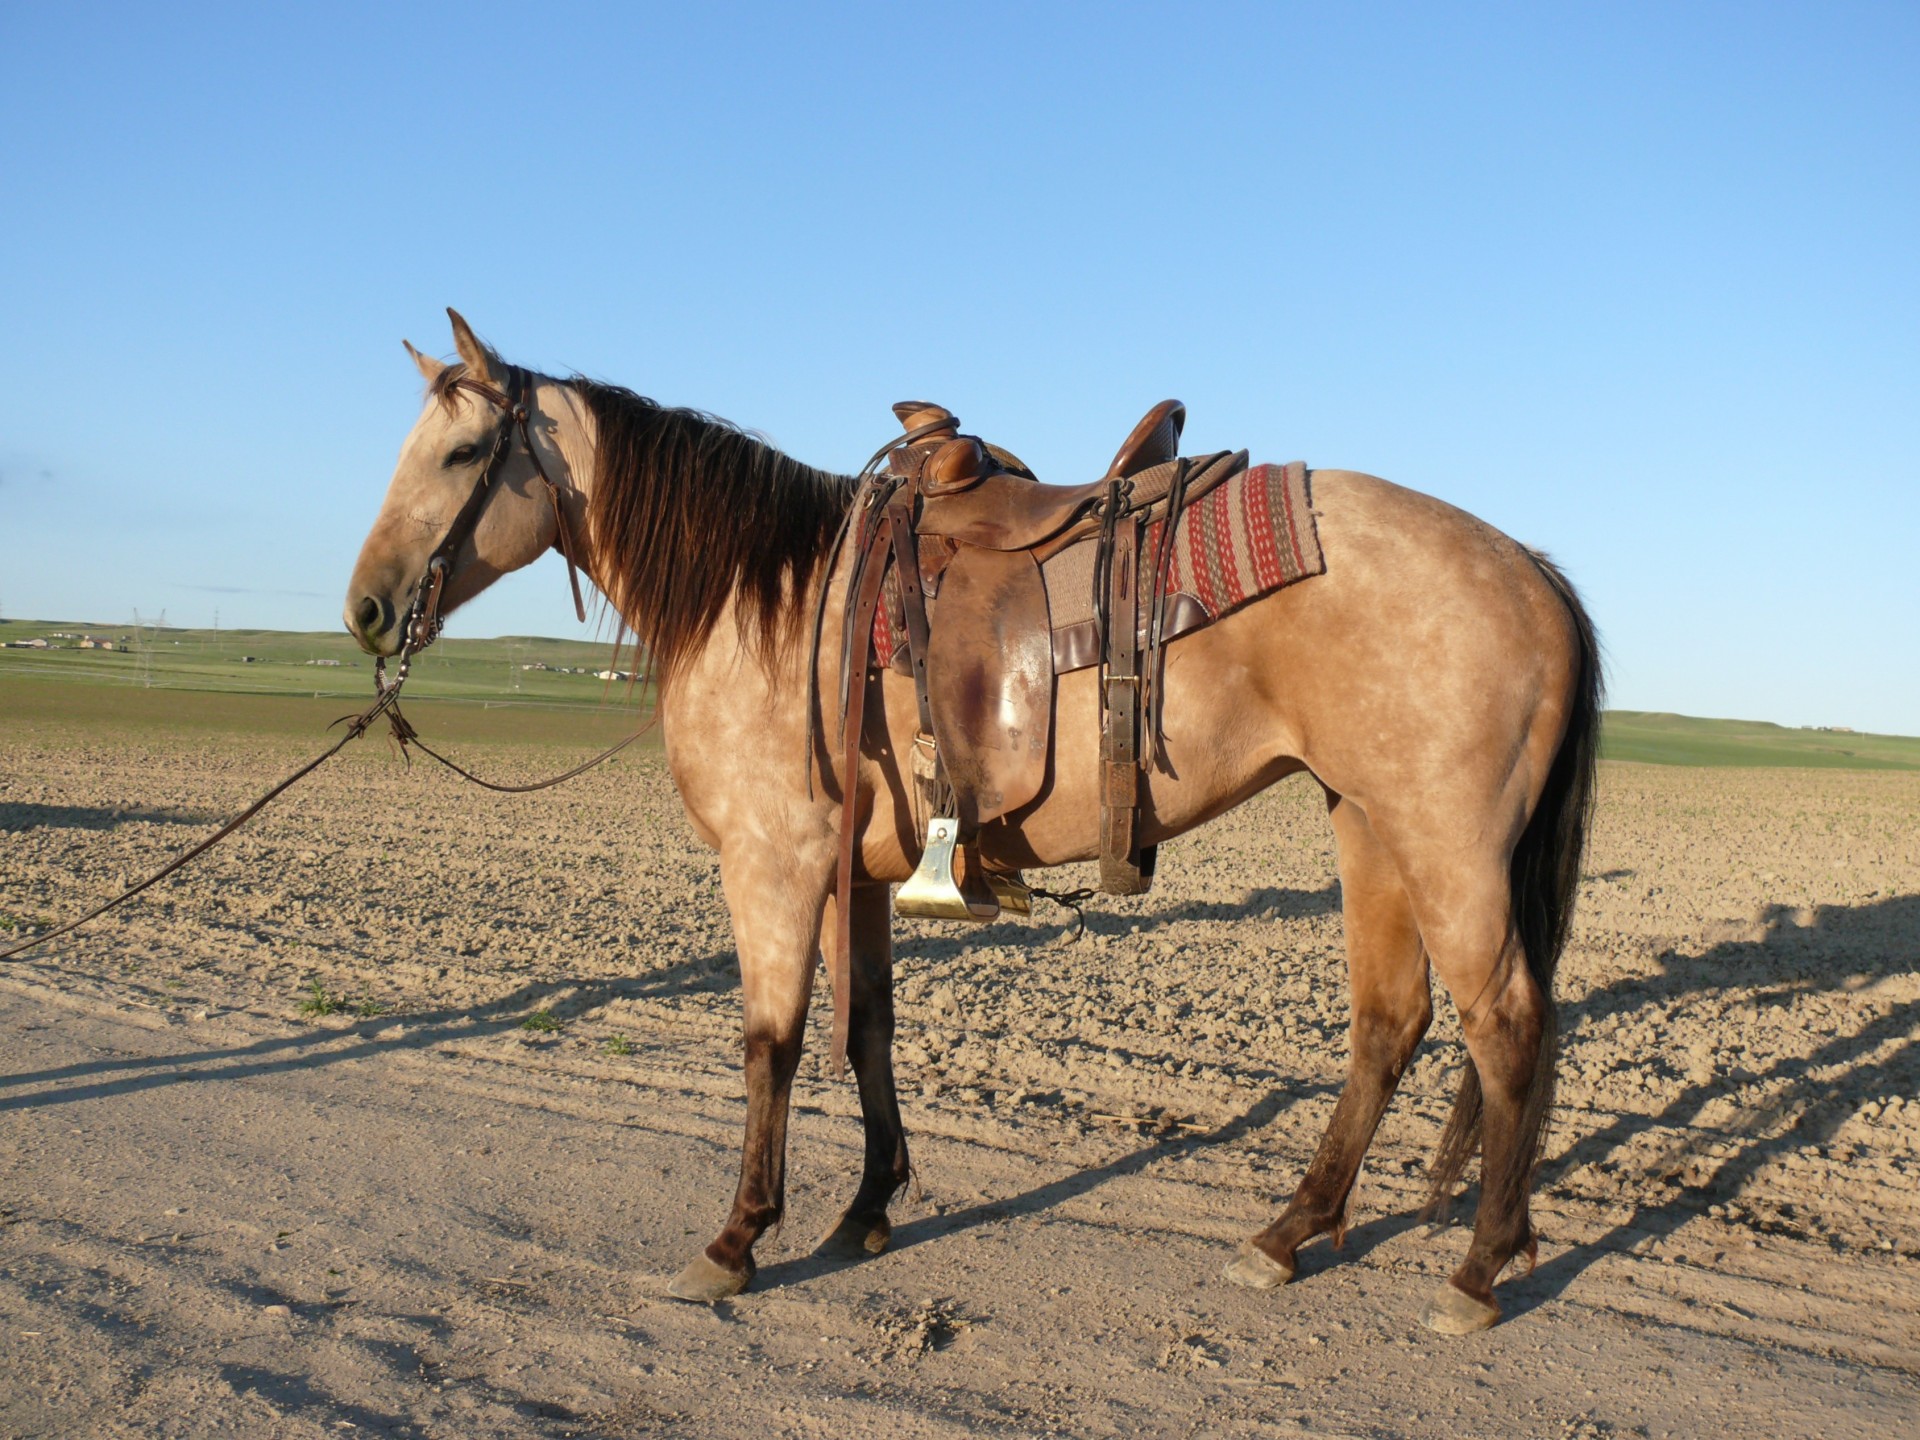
[1214,466,1581,815]
[1086,467,1584,845]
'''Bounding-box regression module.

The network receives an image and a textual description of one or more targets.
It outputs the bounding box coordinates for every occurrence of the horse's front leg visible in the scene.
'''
[816,881,910,1260]
[668,841,828,1303]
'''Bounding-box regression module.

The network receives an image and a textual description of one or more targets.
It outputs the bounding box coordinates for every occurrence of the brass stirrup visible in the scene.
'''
[895,818,1001,921]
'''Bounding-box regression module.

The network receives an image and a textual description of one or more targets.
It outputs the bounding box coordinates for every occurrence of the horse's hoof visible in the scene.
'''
[815,1213,891,1261]
[1223,1241,1295,1290]
[667,1253,751,1303]
[1420,1282,1500,1335]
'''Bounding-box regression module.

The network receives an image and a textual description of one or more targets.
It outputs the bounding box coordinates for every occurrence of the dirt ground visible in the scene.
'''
[1,719,1916,1439]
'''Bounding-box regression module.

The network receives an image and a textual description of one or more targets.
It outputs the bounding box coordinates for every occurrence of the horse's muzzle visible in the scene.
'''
[345,592,398,655]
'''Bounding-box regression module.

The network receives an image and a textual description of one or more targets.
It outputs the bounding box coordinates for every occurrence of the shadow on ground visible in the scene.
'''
[1500,891,1920,1313]
[1,802,224,833]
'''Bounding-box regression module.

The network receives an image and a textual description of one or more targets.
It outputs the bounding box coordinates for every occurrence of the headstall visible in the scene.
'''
[377,366,588,700]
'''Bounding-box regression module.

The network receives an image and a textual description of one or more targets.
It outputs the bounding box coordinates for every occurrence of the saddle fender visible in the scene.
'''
[924,546,1053,831]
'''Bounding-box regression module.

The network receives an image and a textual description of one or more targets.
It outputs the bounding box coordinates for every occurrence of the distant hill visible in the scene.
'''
[1600,711,1920,770]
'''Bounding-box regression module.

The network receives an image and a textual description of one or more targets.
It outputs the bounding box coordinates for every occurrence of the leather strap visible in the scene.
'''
[1100,507,1147,892]
[1105,506,1128,890]
[803,415,956,799]
[1143,457,1191,768]
[830,514,896,1077]
[886,499,936,740]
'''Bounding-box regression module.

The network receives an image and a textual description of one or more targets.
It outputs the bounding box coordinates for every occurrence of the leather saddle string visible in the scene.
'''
[830,515,898,1076]
[836,478,901,729]
[885,493,951,837]
[1144,457,1191,770]
[884,502,937,729]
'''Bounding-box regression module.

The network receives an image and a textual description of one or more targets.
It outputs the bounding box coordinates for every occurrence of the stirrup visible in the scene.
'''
[895,818,1001,922]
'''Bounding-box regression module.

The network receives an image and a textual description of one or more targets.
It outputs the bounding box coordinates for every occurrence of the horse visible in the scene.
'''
[344,311,1601,1335]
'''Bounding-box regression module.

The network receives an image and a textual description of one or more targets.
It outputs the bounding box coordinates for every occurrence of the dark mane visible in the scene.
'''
[572,379,854,685]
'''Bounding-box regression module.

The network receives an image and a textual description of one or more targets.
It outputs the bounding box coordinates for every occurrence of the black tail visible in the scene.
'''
[1424,550,1603,1222]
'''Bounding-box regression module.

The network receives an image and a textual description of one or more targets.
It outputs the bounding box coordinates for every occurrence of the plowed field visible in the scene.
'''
[2,711,1915,1438]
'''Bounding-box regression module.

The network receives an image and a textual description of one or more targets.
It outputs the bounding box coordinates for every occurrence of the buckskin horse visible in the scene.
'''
[344,311,1600,1334]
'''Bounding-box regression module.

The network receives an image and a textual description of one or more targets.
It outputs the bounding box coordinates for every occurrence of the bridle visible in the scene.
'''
[377,365,588,698]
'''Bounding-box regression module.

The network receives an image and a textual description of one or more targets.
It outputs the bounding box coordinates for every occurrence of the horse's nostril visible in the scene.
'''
[354,596,384,634]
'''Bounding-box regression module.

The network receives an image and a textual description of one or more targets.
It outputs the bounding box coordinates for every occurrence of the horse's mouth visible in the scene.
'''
[344,592,402,657]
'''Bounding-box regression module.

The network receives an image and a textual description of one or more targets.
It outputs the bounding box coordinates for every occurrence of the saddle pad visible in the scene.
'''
[1148,460,1323,617]
[1041,460,1324,670]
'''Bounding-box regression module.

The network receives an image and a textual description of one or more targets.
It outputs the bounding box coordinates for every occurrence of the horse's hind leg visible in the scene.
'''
[817,883,911,1260]
[1397,845,1551,1335]
[1226,795,1431,1290]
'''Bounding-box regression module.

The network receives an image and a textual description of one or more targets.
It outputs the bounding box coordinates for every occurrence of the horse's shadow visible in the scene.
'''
[1497,891,1920,1316]
[1,802,224,833]
[902,880,1342,957]
[12,885,1912,1318]
[0,946,736,1110]
[754,1085,1321,1291]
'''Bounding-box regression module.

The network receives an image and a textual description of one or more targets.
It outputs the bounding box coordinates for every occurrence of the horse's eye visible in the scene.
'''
[445,444,480,468]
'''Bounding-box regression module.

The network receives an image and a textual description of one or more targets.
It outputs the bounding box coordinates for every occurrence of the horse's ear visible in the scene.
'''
[446,308,498,386]
[403,339,445,384]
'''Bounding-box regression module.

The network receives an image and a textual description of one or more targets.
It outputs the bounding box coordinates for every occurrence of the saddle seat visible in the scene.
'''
[900,399,1189,551]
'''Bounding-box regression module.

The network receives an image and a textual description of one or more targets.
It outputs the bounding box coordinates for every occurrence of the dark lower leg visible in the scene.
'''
[843,889,908,1223]
[1252,1004,1427,1264]
[705,1023,806,1275]
[1448,1002,1547,1301]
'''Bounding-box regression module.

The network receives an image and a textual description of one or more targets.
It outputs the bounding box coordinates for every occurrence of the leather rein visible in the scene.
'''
[0,369,643,965]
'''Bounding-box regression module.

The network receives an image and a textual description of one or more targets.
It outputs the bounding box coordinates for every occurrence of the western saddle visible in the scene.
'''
[820,399,1246,1070]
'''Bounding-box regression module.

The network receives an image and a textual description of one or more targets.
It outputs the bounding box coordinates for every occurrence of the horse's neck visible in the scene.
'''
[546,379,846,691]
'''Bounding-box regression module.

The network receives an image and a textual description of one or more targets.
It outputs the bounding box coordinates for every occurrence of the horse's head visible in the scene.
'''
[344,309,573,655]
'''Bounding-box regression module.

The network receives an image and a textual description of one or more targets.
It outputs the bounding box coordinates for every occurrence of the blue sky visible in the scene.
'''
[2,3,1915,732]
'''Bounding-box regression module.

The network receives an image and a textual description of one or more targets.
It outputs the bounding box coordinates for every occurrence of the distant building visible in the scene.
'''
[305,658,343,667]
[5,637,51,649]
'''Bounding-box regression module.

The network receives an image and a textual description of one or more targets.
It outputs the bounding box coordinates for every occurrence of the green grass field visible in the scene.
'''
[1,617,655,748]
[3,618,1913,767]
[1599,710,1920,770]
